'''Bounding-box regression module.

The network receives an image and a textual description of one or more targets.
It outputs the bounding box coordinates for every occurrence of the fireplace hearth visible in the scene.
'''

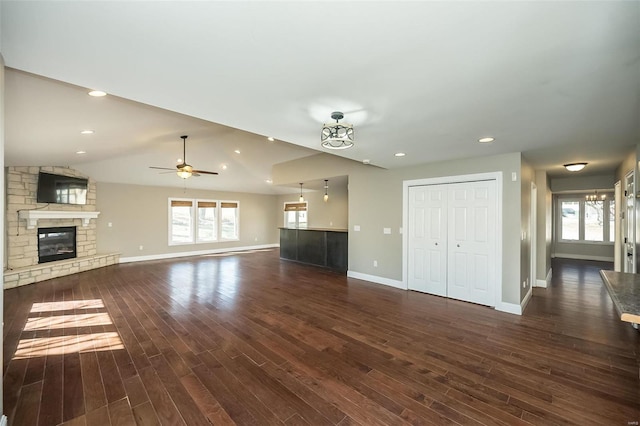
[38,226,77,264]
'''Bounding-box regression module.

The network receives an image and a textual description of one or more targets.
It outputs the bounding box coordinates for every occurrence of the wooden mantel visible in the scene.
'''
[18,210,100,229]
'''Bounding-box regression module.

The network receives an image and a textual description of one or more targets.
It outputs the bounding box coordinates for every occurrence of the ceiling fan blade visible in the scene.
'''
[149,166,178,171]
[192,169,219,175]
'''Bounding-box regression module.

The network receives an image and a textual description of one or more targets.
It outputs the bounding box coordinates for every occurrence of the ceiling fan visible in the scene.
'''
[149,135,218,179]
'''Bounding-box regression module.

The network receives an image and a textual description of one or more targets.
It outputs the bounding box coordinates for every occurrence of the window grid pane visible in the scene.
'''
[197,206,216,242]
[584,201,604,241]
[609,199,615,242]
[561,201,579,240]
[221,206,238,240]
[171,205,193,243]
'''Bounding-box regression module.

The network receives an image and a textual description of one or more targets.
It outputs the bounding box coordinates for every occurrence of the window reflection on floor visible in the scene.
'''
[13,299,124,360]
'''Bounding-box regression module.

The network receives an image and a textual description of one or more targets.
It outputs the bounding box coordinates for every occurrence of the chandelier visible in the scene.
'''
[585,191,606,202]
[321,112,354,150]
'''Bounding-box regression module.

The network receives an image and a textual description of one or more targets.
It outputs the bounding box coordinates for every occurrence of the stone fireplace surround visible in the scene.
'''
[4,166,119,289]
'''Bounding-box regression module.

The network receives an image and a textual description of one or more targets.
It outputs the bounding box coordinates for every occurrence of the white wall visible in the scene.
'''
[0,52,6,422]
[275,179,348,229]
[535,170,552,283]
[96,182,279,259]
[551,174,615,192]
[273,152,525,305]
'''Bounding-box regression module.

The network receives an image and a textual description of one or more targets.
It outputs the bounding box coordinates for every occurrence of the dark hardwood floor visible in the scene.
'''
[3,251,639,425]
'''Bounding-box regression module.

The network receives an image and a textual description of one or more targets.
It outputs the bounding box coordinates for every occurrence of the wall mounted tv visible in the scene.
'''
[36,172,88,205]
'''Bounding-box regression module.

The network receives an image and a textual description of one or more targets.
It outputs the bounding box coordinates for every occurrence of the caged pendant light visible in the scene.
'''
[321,112,354,150]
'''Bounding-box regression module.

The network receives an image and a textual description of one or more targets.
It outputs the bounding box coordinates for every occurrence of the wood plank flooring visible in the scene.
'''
[4,251,640,425]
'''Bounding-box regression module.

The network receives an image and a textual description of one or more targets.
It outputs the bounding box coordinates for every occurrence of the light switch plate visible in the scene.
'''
[383,228,391,234]
[354,225,361,231]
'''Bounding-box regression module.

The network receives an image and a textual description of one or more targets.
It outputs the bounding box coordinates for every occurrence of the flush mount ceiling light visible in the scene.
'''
[321,111,354,150]
[267,137,275,142]
[80,130,94,135]
[395,152,406,157]
[478,137,495,143]
[88,90,107,97]
[564,162,587,172]
[324,180,329,202]
[299,183,304,202]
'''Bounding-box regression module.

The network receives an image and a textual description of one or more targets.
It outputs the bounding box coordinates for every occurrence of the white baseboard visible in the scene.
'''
[119,244,279,263]
[553,253,614,262]
[521,285,533,313]
[534,279,547,288]
[0,414,7,426]
[347,271,406,289]
[535,268,552,288]
[495,302,522,315]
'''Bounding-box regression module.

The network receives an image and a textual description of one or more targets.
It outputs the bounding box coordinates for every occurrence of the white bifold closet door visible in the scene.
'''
[408,180,496,307]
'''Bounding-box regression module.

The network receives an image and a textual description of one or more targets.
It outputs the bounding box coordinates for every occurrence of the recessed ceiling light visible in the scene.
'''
[176,158,182,163]
[363,159,371,165]
[221,164,228,170]
[395,152,406,157]
[478,137,495,143]
[234,149,241,154]
[265,179,273,184]
[267,137,275,142]
[76,150,86,155]
[88,90,107,97]
[80,130,94,135]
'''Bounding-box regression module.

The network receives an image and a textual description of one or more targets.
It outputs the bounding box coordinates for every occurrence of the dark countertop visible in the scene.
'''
[599,270,640,324]
[278,227,348,233]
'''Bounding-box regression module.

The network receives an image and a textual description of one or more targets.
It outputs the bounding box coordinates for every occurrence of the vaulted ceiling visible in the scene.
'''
[2,1,639,193]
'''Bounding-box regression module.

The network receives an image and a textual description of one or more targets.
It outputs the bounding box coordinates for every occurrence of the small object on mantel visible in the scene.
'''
[599,270,640,327]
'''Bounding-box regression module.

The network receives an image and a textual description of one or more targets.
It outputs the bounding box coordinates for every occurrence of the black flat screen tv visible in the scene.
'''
[36,172,88,205]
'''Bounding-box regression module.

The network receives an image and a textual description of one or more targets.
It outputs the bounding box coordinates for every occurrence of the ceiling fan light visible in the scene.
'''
[564,162,587,172]
[321,112,354,150]
[177,170,192,179]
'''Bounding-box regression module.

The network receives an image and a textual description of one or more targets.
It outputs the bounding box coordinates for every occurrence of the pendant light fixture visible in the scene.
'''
[321,111,354,150]
[323,179,329,202]
[299,183,304,202]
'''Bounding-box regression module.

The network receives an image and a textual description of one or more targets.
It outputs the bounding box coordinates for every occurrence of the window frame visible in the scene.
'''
[195,200,218,243]
[283,201,308,229]
[219,200,240,241]
[555,194,614,245]
[168,197,239,245]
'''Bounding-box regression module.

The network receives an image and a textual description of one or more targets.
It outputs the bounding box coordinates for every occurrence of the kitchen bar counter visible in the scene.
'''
[600,270,640,325]
[279,228,348,273]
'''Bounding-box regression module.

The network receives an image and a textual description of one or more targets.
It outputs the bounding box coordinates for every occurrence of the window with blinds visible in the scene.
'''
[220,201,239,240]
[169,198,239,245]
[197,201,217,242]
[283,202,308,228]
[169,199,194,243]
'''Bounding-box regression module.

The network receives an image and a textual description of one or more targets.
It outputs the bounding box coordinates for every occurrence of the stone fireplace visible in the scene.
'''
[4,166,120,288]
[38,226,77,264]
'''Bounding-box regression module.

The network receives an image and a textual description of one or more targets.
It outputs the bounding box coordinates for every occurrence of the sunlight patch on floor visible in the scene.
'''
[12,299,124,360]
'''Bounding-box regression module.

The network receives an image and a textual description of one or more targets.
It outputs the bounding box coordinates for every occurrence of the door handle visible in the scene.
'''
[435,242,438,246]
[457,244,460,247]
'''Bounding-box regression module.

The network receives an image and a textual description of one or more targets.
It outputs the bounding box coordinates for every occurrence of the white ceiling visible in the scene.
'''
[2,1,639,193]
